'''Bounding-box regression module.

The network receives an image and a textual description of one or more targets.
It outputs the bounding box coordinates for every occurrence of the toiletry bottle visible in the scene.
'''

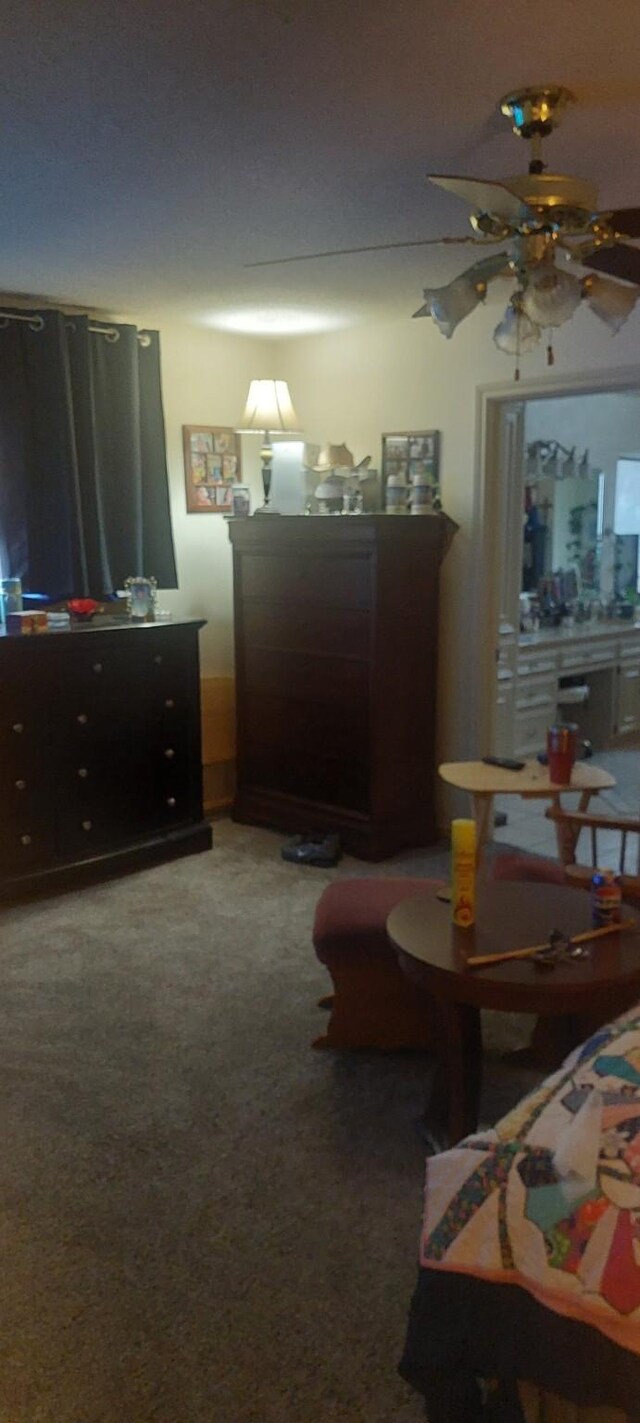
[451,819,476,927]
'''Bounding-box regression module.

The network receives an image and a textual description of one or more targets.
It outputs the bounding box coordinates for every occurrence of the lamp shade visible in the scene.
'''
[237,379,301,433]
[493,301,541,355]
[521,265,581,328]
[414,273,484,338]
[583,274,639,334]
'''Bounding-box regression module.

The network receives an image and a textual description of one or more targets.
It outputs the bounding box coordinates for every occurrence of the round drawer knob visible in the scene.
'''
[166,796,176,808]
[12,722,23,734]
[77,713,88,725]
[78,767,89,779]
[15,779,26,791]
[20,834,32,846]
[164,748,175,759]
[82,820,92,831]
[92,662,103,674]
[154,655,163,665]
[164,697,175,709]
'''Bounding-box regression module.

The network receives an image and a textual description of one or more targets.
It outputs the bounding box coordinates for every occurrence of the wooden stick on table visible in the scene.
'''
[466,919,637,969]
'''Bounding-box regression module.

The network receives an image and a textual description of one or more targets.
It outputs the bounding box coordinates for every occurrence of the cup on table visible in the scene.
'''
[546,723,579,784]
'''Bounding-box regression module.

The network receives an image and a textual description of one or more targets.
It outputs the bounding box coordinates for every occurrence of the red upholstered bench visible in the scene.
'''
[491,852,567,887]
[312,877,444,1050]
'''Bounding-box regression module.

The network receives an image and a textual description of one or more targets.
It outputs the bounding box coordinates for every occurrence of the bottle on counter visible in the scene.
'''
[591,869,622,927]
[385,472,407,514]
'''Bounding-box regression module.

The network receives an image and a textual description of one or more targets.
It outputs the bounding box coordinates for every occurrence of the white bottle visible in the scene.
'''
[409,474,434,514]
[385,472,407,514]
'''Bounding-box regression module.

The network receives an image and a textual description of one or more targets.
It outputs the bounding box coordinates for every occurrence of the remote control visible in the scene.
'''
[482,755,526,771]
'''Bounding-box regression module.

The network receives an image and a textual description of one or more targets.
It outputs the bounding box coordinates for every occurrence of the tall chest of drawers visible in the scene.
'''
[0,619,211,897]
[229,515,455,860]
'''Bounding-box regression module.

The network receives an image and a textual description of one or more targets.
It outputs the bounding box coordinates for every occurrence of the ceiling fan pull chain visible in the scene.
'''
[514,305,523,382]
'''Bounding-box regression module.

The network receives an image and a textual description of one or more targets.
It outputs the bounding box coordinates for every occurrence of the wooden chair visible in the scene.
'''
[545,805,640,902]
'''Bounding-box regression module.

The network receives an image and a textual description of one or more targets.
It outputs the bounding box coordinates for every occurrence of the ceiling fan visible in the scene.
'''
[247,86,640,372]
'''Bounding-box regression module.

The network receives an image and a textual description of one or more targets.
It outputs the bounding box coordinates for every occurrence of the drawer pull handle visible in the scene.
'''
[78,767,89,779]
[167,796,176,808]
[164,697,175,709]
[82,820,92,832]
[15,779,26,791]
[77,713,88,725]
[20,834,32,847]
[92,662,103,674]
[164,748,175,759]
[154,655,163,665]
[12,722,24,734]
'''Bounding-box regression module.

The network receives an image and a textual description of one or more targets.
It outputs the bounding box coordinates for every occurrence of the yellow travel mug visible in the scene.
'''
[451,818,476,928]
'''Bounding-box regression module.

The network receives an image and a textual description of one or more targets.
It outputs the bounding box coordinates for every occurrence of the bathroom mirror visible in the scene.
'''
[520,391,640,614]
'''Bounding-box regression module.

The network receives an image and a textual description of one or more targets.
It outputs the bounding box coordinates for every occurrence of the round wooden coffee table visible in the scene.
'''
[387,881,640,1148]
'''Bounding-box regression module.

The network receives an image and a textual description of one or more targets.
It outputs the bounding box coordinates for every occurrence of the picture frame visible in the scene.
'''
[183,424,242,513]
[381,429,441,506]
[125,576,157,621]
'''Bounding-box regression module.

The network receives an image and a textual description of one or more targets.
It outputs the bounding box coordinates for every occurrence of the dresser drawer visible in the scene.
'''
[240,552,373,609]
[56,643,141,732]
[0,819,55,871]
[515,677,557,714]
[242,647,369,707]
[243,744,369,813]
[241,602,371,658]
[0,700,49,760]
[514,709,551,759]
[517,650,558,678]
[0,763,54,830]
[137,629,192,701]
[559,645,614,671]
[245,691,368,760]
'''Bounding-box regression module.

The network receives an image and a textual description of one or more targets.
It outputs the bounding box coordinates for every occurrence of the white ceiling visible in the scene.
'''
[3,0,640,334]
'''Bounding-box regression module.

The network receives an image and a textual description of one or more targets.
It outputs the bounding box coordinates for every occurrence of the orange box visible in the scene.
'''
[6,611,48,635]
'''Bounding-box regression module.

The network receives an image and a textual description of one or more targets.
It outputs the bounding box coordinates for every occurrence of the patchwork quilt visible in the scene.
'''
[420,1007,640,1355]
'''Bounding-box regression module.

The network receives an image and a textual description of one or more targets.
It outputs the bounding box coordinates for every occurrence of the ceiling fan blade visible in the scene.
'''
[245,234,482,267]
[429,174,531,223]
[601,207,640,239]
[583,242,640,286]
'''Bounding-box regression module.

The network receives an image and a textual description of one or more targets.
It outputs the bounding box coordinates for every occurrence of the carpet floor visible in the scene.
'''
[0,820,539,1423]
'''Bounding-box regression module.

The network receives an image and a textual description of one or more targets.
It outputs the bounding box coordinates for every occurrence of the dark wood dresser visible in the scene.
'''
[0,619,212,898]
[228,515,456,859]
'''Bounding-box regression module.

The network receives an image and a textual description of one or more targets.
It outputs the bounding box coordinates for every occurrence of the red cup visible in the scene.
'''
[547,723,577,784]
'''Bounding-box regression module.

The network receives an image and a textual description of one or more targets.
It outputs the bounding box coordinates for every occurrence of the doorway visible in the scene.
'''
[475,369,640,856]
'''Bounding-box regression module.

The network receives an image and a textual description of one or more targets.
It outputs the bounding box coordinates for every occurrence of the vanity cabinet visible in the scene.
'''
[498,625,640,757]
[616,648,640,735]
[228,514,456,859]
[0,620,211,897]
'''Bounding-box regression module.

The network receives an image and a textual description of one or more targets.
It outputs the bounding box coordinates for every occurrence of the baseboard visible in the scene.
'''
[201,676,235,813]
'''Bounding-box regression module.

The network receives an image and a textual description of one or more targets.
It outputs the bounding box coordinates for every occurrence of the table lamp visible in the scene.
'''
[236,379,301,513]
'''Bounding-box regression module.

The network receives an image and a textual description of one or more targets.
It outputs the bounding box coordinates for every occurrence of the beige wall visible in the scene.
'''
[276,298,640,763]
[141,302,640,784]
[149,319,276,677]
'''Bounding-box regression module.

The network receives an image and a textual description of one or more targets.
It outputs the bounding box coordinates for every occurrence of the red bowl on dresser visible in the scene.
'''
[67,598,101,621]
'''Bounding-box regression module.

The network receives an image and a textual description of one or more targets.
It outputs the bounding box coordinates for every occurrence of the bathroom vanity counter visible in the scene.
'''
[495,622,640,758]
[518,620,640,651]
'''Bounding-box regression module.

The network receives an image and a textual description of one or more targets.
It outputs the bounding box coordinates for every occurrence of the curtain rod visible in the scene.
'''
[0,310,152,346]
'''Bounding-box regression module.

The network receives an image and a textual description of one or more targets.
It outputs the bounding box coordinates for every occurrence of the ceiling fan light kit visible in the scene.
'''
[582,273,640,333]
[415,85,640,374]
[258,84,640,378]
[493,297,541,357]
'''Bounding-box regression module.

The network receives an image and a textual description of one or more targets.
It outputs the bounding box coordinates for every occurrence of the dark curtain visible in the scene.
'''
[0,309,177,597]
